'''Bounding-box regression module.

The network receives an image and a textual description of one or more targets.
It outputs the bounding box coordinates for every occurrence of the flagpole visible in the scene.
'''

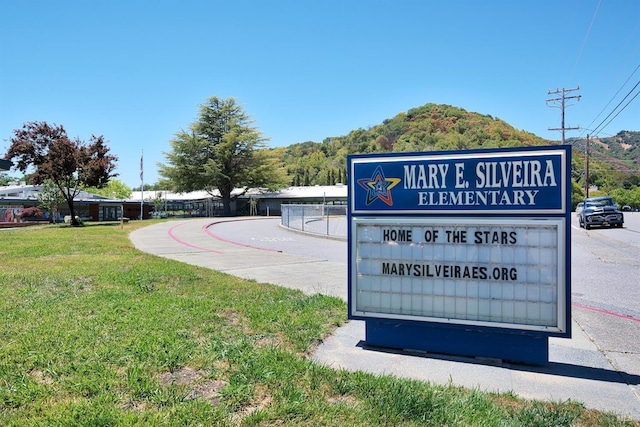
[140,149,144,220]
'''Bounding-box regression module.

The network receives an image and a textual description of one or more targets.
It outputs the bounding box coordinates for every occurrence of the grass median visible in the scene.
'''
[0,221,637,426]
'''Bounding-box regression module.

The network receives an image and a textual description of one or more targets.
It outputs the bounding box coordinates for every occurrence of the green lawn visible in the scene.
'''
[0,221,636,426]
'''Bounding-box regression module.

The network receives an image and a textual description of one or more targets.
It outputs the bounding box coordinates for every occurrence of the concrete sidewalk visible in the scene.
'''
[129,217,640,421]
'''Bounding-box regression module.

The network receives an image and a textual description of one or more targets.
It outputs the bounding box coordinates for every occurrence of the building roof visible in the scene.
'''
[1,183,349,205]
[129,184,348,202]
[247,184,347,199]
[0,184,114,202]
[130,189,240,202]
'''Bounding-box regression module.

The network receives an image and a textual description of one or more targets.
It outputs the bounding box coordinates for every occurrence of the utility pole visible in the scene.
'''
[546,86,581,143]
[585,134,590,198]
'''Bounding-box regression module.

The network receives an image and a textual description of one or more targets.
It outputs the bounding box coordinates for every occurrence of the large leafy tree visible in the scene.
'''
[85,179,132,199]
[4,121,118,226]
[160,96,288,215]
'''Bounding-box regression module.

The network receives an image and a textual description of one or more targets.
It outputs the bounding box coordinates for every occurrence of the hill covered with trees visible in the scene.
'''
[272,103,639,207]
[568,131,640,190]
[277,103,552,187]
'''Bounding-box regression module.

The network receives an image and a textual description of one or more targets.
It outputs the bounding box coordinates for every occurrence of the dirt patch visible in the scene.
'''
[29,369,54,385]
[160,366,201,386]
[593,139,609,149]
[221,309,243,326]
[254,334,283,349]
[230,385,273,425]
[187,378,227,406]
[160,366,227,406]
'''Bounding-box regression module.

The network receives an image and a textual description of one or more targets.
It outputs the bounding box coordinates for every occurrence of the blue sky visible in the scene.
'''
[1,0,638,187]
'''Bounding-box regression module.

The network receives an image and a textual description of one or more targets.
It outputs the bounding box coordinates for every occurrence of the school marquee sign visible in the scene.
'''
[347,145,572,364]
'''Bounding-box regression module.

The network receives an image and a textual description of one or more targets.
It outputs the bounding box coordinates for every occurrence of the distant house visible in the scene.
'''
[0,183,150,223]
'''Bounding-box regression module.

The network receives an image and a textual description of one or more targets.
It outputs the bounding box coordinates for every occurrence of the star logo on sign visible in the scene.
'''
[357,165,401,206]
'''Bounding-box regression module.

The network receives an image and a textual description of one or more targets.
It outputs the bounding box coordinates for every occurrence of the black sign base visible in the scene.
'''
[365,320,549,365]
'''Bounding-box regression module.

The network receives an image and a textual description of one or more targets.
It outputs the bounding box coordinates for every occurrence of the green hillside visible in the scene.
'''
[272,103,640,207]
[279,103,555,187]
[568,131,640,183]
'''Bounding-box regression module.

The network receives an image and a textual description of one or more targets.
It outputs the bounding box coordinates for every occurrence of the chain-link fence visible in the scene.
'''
[281,204,347,239]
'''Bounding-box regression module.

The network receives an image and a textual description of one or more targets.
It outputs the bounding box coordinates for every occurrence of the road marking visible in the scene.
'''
[167,223,224,254]
[573,303,640,323]
[251,237,295,242]
[204,220,283,253]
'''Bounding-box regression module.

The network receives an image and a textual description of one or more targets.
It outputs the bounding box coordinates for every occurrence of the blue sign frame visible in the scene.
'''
[351,146,567,214]
[347,145,572,364]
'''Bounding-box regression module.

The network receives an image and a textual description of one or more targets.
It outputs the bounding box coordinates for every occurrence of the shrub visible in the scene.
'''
[18,207,44,218]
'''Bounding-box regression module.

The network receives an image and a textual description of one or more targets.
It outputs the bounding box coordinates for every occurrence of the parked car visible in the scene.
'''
[575,202,584,215]
[578,196,624,229]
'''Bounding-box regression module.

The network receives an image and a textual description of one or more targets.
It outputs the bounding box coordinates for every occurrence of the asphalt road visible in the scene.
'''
[570,212,640,318]
[568,212,640,383]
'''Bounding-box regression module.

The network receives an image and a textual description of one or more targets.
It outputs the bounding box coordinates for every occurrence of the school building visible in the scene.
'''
[0,183,151,225]
[0,182,347,224]
[130,184,348,218]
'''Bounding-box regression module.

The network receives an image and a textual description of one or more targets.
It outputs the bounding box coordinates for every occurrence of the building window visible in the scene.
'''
[103,206,119,221]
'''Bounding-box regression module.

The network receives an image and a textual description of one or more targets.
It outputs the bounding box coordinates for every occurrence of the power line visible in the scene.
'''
[591,79,640,137]
[597,90,640,135]
[573,149,640,173]
[568,0,639,139]
[571,0,601,79]
[579,64,640,138]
